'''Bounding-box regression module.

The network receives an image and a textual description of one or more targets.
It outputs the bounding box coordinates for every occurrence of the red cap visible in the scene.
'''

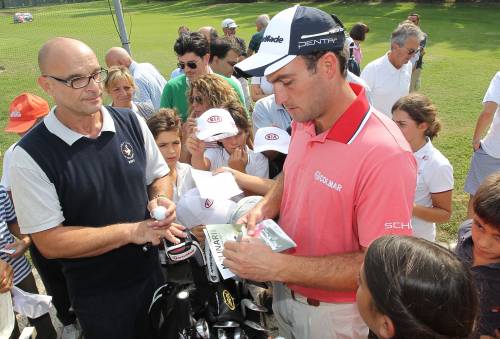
[5,93,49,133]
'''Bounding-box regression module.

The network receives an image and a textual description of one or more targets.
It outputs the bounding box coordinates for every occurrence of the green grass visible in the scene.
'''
[1,0,500,242]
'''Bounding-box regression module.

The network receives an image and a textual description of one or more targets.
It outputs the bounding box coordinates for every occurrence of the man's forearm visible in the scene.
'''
[32,223,133,259]
[273,250,365,291]
[148,175,173,200]
[260,172,284,218]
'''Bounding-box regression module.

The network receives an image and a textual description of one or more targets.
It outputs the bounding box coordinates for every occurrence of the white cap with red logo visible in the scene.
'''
[253,126,291,154]
[196,108,238,142]
[176,188,238,229]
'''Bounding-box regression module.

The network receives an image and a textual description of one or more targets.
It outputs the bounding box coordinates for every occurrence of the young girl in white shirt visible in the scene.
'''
[187,101,269,179]
[392,93,453,241]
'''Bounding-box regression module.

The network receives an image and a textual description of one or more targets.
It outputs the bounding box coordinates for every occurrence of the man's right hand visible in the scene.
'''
[129,220,186,246]
[0,259,13,293]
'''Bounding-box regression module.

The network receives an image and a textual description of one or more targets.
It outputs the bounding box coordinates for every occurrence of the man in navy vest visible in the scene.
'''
[9,37,184,339]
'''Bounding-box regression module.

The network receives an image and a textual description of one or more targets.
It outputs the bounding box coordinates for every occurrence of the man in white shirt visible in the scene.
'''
[361,22,423,117]
[105,47,167,110]
[11,37,182,339]
[465,71,500,217]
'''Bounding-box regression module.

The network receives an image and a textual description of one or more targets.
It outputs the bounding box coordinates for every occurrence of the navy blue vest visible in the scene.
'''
[18,107,161,294]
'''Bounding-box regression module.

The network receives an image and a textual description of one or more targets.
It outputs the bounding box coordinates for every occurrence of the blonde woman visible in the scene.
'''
[104,66,154,119]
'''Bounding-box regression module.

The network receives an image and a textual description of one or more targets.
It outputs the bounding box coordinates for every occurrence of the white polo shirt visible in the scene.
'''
[361,52,412,117]
[252,94,292,135]
[480,71,500,158]
[251,76,274,95]
[412,139,454,241]
[204,146,269,179]
[9,106,169,234]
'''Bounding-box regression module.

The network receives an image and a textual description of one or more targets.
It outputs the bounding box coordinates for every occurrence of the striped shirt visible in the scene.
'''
[0,186,31,285]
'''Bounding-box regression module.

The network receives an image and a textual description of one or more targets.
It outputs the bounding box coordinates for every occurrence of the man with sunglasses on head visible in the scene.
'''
[361,22,423,117]
[9,37,184,339]
[160,32,245,122]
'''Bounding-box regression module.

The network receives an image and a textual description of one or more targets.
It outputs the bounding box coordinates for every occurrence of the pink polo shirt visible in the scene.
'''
[280,83,416,303]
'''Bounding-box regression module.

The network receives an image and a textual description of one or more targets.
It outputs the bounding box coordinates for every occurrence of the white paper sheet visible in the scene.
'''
[191,169,242,200]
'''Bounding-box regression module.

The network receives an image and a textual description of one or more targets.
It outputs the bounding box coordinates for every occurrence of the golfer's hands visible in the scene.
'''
[237,202,267,233]
[228,146,248,172]
[223,236,278,282]
[0,259,13,293]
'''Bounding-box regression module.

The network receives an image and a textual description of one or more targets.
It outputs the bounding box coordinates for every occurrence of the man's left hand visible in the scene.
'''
[223,236,279,282]
[147,196,176,229]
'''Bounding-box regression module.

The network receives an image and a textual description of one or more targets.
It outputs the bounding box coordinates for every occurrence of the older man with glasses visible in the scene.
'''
[10,37,184,339]
[361,22,424,117]
[160,32,245,122]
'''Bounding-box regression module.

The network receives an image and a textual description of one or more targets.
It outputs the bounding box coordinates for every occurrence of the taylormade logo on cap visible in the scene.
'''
[262,35,284,43]
[234,5,345,77]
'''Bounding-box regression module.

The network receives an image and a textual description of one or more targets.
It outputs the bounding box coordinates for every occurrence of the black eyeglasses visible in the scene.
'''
[178,61,198,70]
[44,68,108,89]
[189,95,203,104]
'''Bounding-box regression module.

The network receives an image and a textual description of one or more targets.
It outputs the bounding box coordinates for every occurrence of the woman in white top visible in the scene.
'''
[250,76,274,103]
[187,101,269,179]
[392,93,453,241]
[146,108,195,203]
[104,66,155,119]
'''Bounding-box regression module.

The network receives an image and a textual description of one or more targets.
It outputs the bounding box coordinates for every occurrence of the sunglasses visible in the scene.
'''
[189,95,203,105]
[178,61,198,70]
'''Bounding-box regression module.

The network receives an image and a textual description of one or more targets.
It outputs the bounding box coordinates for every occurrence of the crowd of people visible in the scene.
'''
[0,5,499,339]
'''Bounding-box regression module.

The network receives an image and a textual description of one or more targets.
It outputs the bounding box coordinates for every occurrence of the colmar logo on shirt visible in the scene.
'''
[265,133,279,141]
[204,199,214,208]
[207,116,222,123]
[314,170,342,192]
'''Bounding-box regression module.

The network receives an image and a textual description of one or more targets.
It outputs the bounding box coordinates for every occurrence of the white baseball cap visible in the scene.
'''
[253,127,291,154]
[234,6,345,77]
[176,188,238,229]
[222,18,238,29]
[196,108,238,142]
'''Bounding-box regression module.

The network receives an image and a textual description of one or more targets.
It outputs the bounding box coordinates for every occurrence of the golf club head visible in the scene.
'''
[241,298,267,313]
[213,321,240,328]
[243,320,267,332]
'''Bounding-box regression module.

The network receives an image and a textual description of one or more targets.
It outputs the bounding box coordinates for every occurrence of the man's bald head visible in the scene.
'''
[198,26,218,43]
[38,37,95,74]
[105,47,132,68]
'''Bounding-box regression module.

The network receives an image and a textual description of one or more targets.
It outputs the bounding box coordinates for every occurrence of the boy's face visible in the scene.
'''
[472,214,500,265]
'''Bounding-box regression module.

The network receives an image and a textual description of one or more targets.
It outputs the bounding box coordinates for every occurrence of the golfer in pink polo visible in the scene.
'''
[223,6,416,339]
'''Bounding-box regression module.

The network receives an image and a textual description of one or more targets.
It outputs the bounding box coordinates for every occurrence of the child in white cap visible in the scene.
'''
[187,101,269,179]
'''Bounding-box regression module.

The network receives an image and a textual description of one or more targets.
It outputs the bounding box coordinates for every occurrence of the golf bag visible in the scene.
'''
[148,232,269,339]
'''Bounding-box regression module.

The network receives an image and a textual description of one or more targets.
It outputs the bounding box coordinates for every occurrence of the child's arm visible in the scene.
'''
[6,220,31,259]
[186,135,210,170]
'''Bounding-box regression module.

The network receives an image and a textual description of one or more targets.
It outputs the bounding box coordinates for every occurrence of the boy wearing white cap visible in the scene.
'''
[223,6,416,338]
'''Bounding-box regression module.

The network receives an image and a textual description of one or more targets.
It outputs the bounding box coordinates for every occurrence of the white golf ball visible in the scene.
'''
[151,206,167,221]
